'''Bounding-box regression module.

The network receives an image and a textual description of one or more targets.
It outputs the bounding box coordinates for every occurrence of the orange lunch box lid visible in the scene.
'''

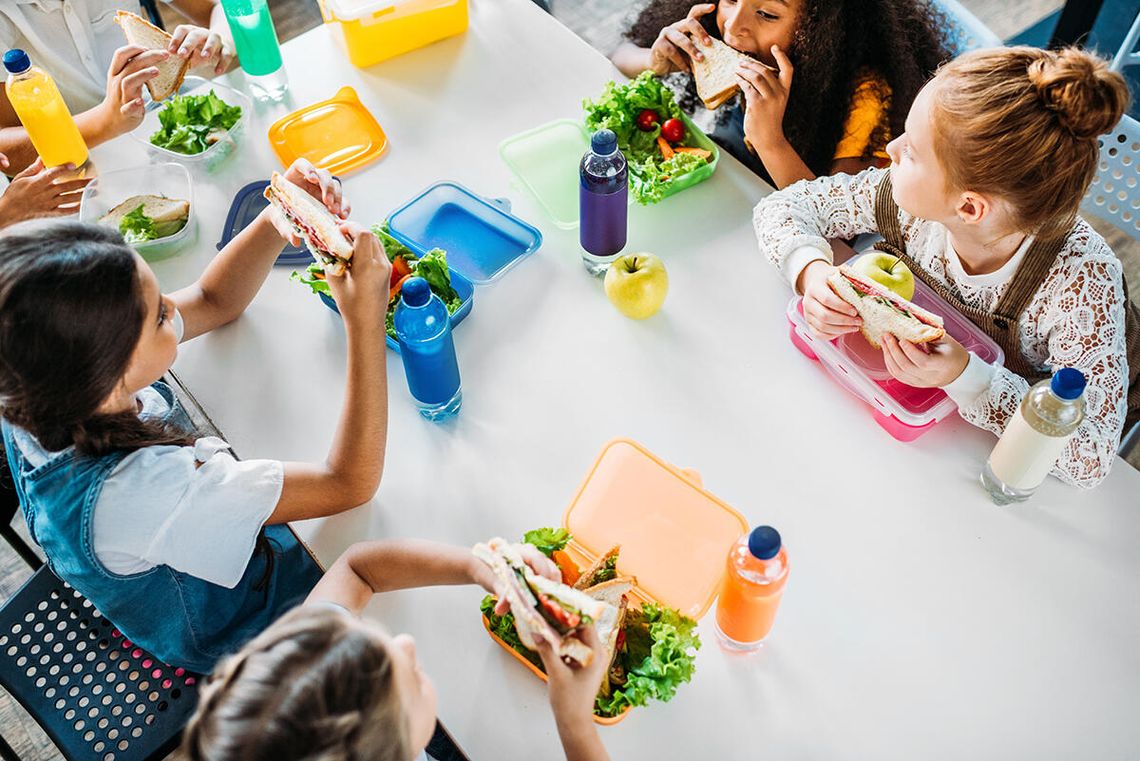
[560,438,748,621]
[267,87,388,175]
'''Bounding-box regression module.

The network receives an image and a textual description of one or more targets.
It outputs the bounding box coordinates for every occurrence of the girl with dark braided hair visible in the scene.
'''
[612,0,950,188]
[0,158,392,674]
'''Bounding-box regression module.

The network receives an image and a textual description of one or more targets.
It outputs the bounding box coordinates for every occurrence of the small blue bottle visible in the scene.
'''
[393,277,462,421]
[579,128,628,276]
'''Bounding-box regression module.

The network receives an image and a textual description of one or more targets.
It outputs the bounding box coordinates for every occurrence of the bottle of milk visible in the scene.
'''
[981,368,1086,504]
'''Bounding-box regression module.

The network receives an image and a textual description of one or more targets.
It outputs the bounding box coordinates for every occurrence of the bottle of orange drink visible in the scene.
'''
[3,49,88,168]
[715,526,788,651]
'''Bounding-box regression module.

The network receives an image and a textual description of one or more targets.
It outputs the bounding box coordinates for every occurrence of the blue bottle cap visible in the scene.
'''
[400,277,430,307]
[591,129,618,155]
[1051,368,1086,400]
[3,50,30,74]
[747,526,781,560]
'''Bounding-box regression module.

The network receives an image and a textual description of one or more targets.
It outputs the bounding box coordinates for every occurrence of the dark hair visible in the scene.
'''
[183,606,410,761]
[626,0,951,174]
[0,219,193,455]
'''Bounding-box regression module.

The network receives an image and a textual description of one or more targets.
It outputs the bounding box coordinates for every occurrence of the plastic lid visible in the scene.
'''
[400,277,430,307]
[1051,368,1086,400]
[217,180,309,264]
[267,87,388,176]
[748,526,781,560]
[3,50,30,74]
[591,129,617,155]
[561,439,748,620]
[386,182,542,285]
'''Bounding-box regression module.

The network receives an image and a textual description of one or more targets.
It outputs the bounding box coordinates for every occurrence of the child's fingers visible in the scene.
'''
[0,152,8,170]
[533,636,569,677]
[814,286,859,320]
[13,157,46,180]
[663,28,701,64]
[687,2,717,26]
[107,45,148,77]
[168,25,191,52]
[736,68,773,99]
[771,45,794,87]
[680,19,710,52]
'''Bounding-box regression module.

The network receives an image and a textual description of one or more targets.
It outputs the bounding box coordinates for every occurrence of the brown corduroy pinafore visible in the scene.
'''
[871,172,1140,437]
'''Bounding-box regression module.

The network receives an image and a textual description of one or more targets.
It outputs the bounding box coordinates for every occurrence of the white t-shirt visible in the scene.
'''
[0,0,174,113]
[11,386,284,590]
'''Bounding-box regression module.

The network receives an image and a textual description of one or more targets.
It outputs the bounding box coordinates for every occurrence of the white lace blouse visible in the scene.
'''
[753,167,1129,488]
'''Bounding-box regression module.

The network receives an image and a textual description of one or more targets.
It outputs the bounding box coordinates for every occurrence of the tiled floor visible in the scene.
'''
[1,2,1137,759]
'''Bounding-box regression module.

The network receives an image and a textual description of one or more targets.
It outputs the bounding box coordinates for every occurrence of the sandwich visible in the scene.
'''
[474,538,618,667]
[828,264,945,349]
[582,576,634,697]
[99,194,189,243]
[690,37,774,110]
[114,11,189,102]
[573,545,621,590]
[264,172,354,276]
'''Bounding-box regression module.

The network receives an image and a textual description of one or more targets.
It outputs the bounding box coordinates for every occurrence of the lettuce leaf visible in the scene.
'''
[522,527,572,558]
[629,152,708,205]
[480,596,543,670]
[370,222,419,265]
[594,603,700,717]
[119,204,157,244]
[150,90,242,155]
[289,262,330,296]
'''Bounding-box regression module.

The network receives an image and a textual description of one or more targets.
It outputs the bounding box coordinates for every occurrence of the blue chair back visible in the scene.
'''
[1083,113,1140,243]
[932,0,1002,55]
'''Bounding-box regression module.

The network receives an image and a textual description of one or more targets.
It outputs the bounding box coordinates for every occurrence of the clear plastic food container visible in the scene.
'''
[131,77,251,173]
[78,162,196,261]
[786,256,1005,441]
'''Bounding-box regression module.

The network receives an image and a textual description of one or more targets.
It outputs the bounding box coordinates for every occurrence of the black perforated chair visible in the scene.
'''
[0,568,201,761]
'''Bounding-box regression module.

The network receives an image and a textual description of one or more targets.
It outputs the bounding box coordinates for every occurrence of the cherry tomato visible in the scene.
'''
[661,118,685,143]
[636,109,660,131]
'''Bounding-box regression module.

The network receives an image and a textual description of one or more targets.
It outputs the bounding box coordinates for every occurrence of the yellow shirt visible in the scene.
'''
[833,70,892,161]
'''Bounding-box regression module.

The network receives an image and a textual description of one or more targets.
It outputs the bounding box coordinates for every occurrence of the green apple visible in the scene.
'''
[851,252,915,300]
[604,253,669,319]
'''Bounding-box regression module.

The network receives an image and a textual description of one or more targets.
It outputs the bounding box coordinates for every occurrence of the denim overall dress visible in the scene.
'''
[1,382,323,673]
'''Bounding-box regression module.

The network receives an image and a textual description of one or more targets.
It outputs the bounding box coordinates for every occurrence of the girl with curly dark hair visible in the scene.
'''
[612,0,951,188]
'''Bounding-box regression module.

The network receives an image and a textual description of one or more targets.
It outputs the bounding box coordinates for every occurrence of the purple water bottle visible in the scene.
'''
[579,128,628,276]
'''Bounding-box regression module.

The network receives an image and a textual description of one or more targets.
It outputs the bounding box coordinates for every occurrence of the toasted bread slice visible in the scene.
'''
[690,37,765,110]
[573,545,621,591]
[828,265,945,349]
[582,577,635,607]
[115,11,189,102]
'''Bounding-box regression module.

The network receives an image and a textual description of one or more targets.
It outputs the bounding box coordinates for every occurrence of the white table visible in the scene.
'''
[89,1,1140,758]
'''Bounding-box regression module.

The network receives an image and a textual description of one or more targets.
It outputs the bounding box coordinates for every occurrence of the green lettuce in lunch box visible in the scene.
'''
[290,222,462,339]
[150,90,242,155]
[583,72,714,204]
[480,527,700,718]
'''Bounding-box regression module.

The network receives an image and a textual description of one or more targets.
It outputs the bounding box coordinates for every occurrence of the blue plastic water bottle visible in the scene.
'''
[393,277,462,421]
[579,128,628,276]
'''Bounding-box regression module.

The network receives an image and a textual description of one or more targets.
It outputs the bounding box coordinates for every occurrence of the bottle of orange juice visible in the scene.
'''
[715,526,788,651]
[3,49,88,168]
